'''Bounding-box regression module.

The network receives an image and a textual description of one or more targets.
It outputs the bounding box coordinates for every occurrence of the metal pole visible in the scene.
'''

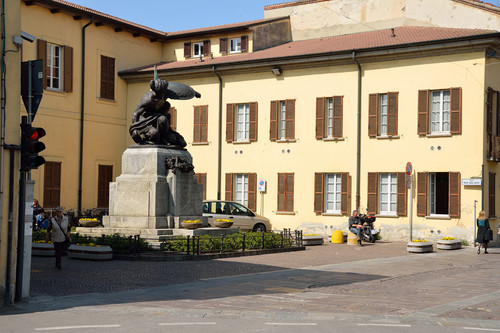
[474,200,477,247]
[408,173,413,241]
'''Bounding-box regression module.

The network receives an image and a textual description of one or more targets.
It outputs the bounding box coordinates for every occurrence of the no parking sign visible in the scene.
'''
[258,179,266,192]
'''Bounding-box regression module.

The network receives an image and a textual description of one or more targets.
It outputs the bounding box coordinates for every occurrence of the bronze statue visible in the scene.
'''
[129,79,201,147]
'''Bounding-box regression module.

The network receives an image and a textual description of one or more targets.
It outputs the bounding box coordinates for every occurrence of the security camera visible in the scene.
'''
[21,31,36,43]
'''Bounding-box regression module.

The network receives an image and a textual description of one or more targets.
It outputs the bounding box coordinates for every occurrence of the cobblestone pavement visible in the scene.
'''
[8,241,500,327]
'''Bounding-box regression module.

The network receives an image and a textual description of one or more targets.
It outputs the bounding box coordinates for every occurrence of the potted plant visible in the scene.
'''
[213,219,233,228]
[68,243,113,260]
[78,217,101,227]
[32,240,55,256]
[407,239,433,253]
[437,237,462,250]
[180,219,202,229]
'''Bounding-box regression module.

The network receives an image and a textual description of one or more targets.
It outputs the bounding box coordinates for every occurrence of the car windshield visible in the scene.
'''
[204,202,251,215]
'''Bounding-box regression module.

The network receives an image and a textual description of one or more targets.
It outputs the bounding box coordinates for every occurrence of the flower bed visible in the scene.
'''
[437,237,462,250]
[407,240,433,253]
[32,241,55,257]
[68,244,113,260]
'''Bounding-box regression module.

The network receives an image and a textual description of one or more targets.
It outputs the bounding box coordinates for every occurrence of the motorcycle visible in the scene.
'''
[358,214,379,243]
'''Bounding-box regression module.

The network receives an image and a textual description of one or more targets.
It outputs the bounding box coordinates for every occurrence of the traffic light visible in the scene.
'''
[20,118,46,172]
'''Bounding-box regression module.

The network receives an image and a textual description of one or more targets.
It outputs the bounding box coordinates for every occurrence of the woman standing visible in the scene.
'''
[45,207,70,268]
[476,210,492,254]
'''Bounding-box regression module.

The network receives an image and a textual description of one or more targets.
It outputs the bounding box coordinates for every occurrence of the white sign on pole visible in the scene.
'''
[258,179,266,192]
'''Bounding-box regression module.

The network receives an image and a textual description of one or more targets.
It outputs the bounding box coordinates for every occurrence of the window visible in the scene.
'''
[278,173,294,212]
[37,39,73,92]
[367,172,407,216]
[185,40,210,58]
[225,173,257,211]
[193,105,208,143]
[314,173,350,214]
[226,102,258,143]
[368,92,398,137]
[194,173,207,200]
[43,161,61,208]
[193,42,203,57]
[230,38,241,53]
[489,172,496,217]
[316,96,343,139]
[100,55,115,100]
[418,88,461,135]
[270,100,295,140]
[97,165,113,208]
[219,36,248,54]
[417,172,460,217]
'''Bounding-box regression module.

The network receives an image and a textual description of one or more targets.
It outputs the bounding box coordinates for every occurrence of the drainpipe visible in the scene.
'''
[212,66,223,200]
[353,52,362,210]
[78,18,93,216]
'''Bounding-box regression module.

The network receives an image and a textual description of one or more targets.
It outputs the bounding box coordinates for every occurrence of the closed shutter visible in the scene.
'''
[417,172,428,216]
[418,90,429,135]
[286,173,294,212]
[368,94,378,137]
[396,172,407,216]
[450,87,462,134]
[278,173,286,211]
[194,106,201,142]
[487,88,493,135]
[200,105,208,142]
[449,172,460,218]
[100,55,115,100]
[248,173,257,212]
[314,173,324,214]
[241,35,248,52]
[489,172,495,217]
[316,97,325,139]
[97,165,113,208]
[341,172,350,214]
[63,45,73,92]
[249,102,258,142]
[367,172,378,214]
[278,173,293,212]
[37,39,47,89]
[184,42,191,58]
[225,173,233,201]
[203,40,210,57]
[496,92,500,136]
[270,100,278,141]
[168,107,176,130]
[333,96,343,137]
[285,99,295,139]
[387,92,398,135]
[43,161,61,208]
[226,104,234,142]
[219,38,227,54]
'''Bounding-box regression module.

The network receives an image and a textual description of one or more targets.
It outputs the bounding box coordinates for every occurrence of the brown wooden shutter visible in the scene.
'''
[368,94,378,137]
[193,106,201,142]
[417,172,428,216]
[418,90,429,135]
[43,161,61,208]
[249,102,258,142]
[450,87,462,134]
[37,39,47,89]
[195,173,207,200]
[100,56,115,100]
[248,173,257,212]
[367,172,378,214]
[63,45,73,92]
[97,165,113,208]
[203,40,210,57]
[489,172,496,217]
[487,88,493,135]
[387,92,398,135]
[314,173,324,214]
[333,96,343,137]
[270,100,278,141]
[285,99,295,139]
[241,35,248,52]
[278,173,285,211]
[496,92,500,136]
[286,173,294,212]
[226,104,234,142]
[201,105,208,142]
[396,172,407,216]
[168,107,176,130]
[316,97,325,139]
[219,38,227,54]
[449,172,460,218]
[341,172,350,214]
[225,173,233,201]
[184,42,191,58]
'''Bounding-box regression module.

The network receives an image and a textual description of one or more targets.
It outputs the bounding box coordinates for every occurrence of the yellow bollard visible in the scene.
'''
[331,230,344,243]
[347,231,358,245]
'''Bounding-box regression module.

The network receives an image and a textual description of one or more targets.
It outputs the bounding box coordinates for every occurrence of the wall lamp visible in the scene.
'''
[271,67,282,75]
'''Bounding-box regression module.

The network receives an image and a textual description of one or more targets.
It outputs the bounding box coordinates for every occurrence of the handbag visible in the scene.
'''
[486,229,494,241]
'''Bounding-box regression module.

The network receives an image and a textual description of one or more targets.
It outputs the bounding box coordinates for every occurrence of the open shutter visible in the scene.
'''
[249,102,258,142]
[225,173,233,201]
[418,90,429,135]
[219,38,227,54]
[449,172,461,218]
[241,35,248,52]
[226,104,234,142]
[203,40,210,57]
[333,96,343,137]
[184,42,191,58]
[368,94,378,137]
[270,100,278,141]
[367,172,378,214]
[396,172,407,216]
[248,173,257,212]
[63,45,73,92]
[285,99,295,139]
[37,39,47,89]
[450,87,462,134]
[417,172,428,216]
[341,172,350,214]
[314,173,324,214]
[387,92,398,135]
[316,97,325,139]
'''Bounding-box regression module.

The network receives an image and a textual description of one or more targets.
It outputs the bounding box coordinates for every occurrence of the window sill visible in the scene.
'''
[97,97,116,103]
[376,135,400,140]
[425,133,452,138]
[191,142,209,146]
[232,140,251,144]
[275,211,295,215]
[323,137,344,142]
[45,88,64,94]
[426,214,451,220]
[322,212,342,216]
[376,213,398,218]
[276,139,296,143]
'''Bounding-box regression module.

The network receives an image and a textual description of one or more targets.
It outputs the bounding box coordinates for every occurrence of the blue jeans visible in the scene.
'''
[350,227,361,239]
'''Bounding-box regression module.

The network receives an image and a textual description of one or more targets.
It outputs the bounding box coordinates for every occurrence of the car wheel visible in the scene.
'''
[253,223,266,232]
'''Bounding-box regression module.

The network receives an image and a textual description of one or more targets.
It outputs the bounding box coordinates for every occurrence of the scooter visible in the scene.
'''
[358,214,379,243]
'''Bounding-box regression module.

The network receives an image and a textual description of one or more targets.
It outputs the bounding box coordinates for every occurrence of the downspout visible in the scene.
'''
[78,17,93,216]
[353,52,362,210]
[212,66,223,200]
[0,0,6,218]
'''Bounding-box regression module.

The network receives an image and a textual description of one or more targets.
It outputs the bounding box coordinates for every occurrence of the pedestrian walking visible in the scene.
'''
[476,210,493,254]
[45,207,70,268]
